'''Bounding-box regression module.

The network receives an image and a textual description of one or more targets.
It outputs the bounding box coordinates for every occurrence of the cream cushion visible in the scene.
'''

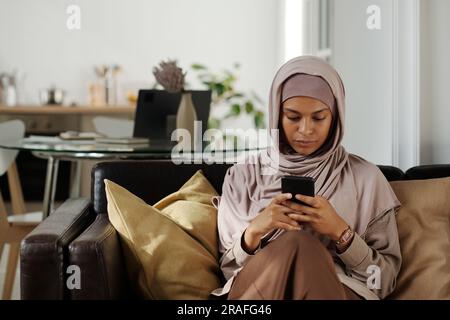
[389,177,450,299]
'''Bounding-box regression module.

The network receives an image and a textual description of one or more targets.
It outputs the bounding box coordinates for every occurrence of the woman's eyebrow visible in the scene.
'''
[283,107,328,115]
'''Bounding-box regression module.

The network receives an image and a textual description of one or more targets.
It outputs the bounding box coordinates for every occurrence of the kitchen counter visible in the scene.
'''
[0,105,136,115]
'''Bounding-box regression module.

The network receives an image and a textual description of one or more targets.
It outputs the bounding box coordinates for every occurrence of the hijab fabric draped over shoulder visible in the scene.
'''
[217,56,401,254]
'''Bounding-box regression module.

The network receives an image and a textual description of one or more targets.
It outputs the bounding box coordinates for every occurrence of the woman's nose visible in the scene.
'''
[298,118,313,134]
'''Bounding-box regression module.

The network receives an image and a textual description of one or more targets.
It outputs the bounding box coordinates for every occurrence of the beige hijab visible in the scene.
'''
[217,55,401,254]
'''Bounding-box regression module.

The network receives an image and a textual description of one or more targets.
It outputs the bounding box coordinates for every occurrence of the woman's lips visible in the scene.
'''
[294,140,317,147]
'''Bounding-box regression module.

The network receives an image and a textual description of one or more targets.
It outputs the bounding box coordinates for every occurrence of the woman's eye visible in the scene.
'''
[285,115,325,121]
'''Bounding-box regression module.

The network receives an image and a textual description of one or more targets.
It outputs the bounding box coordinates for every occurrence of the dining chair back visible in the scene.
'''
[0,120,41,300]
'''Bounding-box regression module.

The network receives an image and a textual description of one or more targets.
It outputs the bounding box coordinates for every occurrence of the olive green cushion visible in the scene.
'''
[105,170,221,299]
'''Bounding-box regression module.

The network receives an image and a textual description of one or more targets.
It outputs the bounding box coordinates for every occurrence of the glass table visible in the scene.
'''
[0,136,268,217]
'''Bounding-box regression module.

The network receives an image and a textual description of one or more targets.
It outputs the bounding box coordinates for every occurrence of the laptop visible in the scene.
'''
[133,89,212,142]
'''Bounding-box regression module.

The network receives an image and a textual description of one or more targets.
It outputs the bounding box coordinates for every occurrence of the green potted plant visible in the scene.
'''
[189,63,266,130]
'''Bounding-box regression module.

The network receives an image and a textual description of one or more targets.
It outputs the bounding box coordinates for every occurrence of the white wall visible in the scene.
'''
[0,0,280,129]
[332,0,394,166]
[420,0,450,165]
[333,0,449,168]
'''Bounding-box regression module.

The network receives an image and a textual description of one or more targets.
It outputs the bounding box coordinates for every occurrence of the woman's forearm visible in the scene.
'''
[242,228,261,254]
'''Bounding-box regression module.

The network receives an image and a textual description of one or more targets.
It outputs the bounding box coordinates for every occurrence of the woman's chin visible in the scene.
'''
[292,147,317,156]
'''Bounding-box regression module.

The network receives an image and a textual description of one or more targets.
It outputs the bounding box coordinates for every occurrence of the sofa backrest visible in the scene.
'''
[91,160,409,215]
[376,165,405,181]
[91,161,233,214]
[405,164,450,180]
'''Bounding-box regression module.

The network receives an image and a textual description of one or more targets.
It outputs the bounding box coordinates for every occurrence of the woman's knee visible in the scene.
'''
[273,230,320,249]
[271,230,332,262]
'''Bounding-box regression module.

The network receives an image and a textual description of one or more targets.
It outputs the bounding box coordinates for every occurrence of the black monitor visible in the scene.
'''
[133,89,212,141]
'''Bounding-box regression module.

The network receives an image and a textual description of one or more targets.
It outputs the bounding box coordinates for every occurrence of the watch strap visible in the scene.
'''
[336,226,354,246]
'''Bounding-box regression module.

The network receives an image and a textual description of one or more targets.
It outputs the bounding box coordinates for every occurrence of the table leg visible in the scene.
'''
[69,160,81,198]
[42,156,59,218]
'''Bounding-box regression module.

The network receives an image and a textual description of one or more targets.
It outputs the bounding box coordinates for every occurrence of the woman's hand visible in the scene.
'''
[243,193,302,254]
[284,194,349,242]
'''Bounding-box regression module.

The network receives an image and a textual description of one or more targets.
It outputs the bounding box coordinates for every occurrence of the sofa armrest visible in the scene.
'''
[20,198,94,300]
[68,214,130,300]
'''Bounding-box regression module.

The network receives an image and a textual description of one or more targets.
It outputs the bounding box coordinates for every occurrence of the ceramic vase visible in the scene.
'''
[176,91,198,149]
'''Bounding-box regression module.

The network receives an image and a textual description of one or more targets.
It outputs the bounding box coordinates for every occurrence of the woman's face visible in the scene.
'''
[280,96,333,156]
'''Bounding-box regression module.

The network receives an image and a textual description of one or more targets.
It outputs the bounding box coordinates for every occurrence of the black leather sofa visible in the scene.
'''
[20,161,450,299]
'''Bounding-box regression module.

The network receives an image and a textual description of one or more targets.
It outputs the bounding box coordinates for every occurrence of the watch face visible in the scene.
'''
[342,230,353,242]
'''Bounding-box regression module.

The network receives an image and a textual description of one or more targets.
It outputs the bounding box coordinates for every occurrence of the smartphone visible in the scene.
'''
[281,176,315,206]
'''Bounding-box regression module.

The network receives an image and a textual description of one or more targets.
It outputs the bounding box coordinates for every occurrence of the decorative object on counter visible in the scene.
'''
[125,90,138,104]
[153,60,197,148]
[88,82,105,106]
[190,62,266,130]
[176,92,198,147]
[122,81,149,105]
[153,60,186,93]
[39,86,65,105]
[94,64,122,106]
[0,71,18,106]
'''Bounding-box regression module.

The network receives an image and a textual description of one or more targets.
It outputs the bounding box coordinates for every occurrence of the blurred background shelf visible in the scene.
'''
[0,105,136,202]
[0,105,135,115]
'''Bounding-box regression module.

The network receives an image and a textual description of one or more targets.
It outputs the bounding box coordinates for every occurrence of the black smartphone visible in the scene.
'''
[281,176,315,206]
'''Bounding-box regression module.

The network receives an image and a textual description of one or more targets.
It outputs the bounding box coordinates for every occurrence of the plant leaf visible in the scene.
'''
[191,63,207,70]
[254,111,265,128]
[225,92,244,101]
[215,83,226,96]
[202,81,213,88]
[245,101,254,113]
[231,104,241,116]
[208,118,220,129]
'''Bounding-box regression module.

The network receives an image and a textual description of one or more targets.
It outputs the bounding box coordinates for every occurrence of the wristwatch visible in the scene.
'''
[335,226,354,246]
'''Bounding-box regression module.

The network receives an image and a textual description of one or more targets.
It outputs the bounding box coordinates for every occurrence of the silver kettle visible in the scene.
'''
[39,87,65,105]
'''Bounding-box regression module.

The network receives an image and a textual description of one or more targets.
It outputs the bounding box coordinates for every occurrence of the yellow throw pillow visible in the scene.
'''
[388,177,450,299]
[105,170,221,299]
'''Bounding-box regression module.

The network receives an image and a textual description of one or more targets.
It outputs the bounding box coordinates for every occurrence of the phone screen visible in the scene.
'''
[281,176,315,205]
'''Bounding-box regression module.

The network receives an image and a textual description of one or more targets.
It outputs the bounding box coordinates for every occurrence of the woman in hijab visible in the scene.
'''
[210,56,402,300]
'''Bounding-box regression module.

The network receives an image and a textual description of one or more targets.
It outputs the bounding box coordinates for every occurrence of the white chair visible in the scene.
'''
[0,120,42,300]
[92,116,134,138]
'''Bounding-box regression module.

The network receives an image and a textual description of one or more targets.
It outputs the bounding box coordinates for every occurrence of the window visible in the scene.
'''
[283,0,334,63]
[317,0,333,62]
